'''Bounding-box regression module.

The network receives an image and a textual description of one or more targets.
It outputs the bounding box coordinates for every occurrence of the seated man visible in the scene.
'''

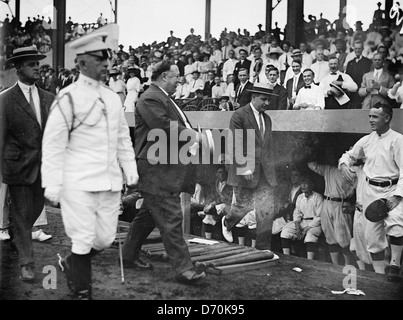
[218,95,233,111]
[280,175,323,260]
[173,76,190,100]
[200,166,233,239]
[265,66,287,110]
[293,69,325,110]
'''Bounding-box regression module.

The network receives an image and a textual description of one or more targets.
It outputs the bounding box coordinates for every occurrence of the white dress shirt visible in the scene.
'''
[311,60,330,84]
[222,58,238,80]
[319,71,358,97]
[294,83,325,110]
[18,81,41,127]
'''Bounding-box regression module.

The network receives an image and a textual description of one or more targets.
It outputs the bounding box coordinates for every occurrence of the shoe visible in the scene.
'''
[32,229,52,242]
[175,267,206,284]
[387,265,401,282]
[122,258,153,270]
[221,216,233,243]
[58,253,75,291]
[0,229,10,241]
[21,265,35,282]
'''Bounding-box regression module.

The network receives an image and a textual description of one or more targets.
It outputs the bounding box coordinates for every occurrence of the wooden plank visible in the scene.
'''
[213,255,279,275]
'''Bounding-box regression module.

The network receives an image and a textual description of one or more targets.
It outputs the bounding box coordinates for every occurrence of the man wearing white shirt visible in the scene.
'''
[211,75,226,99]
[249,47,269,83]
[222,50,237,81]
[299,42,313,68]
[173,76,190,100]
[283,49,307,86]
[310,50,330,85]
[188,70,205,98]
[319,57,358,109]
[294,69,325,110]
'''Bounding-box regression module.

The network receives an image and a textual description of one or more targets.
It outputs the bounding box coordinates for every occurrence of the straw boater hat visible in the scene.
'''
[108,67,120,75]
[267,46,283,57]
[246,83,278,96]
[6,46,46,65]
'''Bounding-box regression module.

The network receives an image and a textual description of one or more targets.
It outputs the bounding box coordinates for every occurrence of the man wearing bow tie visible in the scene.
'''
[319,57,358,109]
[293,69,325,110]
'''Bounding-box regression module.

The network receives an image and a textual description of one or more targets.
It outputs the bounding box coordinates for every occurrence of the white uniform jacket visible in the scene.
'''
[42,74,136,192]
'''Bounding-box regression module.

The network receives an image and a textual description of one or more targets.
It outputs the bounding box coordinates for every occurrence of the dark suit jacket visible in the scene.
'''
[346,57,373,88]
[175,60,186,77]
[227,104,277,190]
[0,83,55,185]
[203,80,215,97]
[286,73,305,101]
[234,81,253,109]
[134,83,197,196]
[270,84,288,110]
[36,76,49,91]
[47,74,58,94]
[233,59,252,79]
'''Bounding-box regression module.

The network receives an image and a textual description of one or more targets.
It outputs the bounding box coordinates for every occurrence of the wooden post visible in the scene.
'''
[339,0,347,24]
[266,0,273,34]
[205,0,211,40]
[15,0,20,21]
[385,0,394,26]
[53,0,66,72]
[286,0,305,46]
[115,0,118,23]
[180,193,191,234]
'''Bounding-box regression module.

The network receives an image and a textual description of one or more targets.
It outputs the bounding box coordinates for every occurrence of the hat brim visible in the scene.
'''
[246,89,279,96]
[6,53,47,64]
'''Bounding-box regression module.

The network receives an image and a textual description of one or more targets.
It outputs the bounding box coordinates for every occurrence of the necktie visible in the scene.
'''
[374,70,380,81]
[29,87,38,121]
[259,112,265,138]
[305,85,311,89]
[331,72,337,75]
[293,76,298,92]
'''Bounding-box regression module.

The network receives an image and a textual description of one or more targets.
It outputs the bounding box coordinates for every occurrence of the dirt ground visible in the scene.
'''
[0,206,402,302]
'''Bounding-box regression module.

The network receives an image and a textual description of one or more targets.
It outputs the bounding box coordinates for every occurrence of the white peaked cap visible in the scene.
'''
[70,31,111,55]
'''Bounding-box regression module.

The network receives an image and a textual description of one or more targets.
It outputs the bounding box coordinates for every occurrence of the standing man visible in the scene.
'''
[0,46,55,281]
[285,60,305,110]
[121,60,207,284]
[358,53,395,109]
[339,102,403,281]
[233,68,253,110]
[41,32,139,300]
[222,83,278,250]
[265,66,287,110]
[293,69,325,110]
[233,49,251,87]
[345,40,372,108]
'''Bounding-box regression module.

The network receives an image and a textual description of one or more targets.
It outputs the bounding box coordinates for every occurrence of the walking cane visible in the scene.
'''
[117,222,125,284]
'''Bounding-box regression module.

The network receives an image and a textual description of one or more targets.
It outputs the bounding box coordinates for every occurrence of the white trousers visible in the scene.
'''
[60,188,120,255]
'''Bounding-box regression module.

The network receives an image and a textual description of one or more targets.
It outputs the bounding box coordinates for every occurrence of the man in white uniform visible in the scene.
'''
[339,103,403,281]
[41,32,139,299]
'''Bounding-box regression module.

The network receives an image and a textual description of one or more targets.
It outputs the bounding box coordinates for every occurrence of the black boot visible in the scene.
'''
[72,253,92,300]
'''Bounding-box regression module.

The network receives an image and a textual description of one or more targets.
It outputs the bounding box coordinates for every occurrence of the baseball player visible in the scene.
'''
[339,102,403,281]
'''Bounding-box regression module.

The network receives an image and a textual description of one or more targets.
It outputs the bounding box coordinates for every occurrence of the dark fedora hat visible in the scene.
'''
[246,83,278,96]
[365,198,389,223]
[6,46,46,64]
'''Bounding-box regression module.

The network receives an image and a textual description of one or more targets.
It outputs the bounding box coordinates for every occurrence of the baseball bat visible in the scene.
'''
[195,250,274,268]
[192,247,255,262]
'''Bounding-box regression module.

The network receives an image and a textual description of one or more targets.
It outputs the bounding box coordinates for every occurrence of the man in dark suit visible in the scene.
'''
[203,71,215,97]
[265,66,288,109]
[36,69,49,91]
[346,40,372,108]
[122,60,207,284]
[47,68,58,94]
[286,60,305,109]
[222,83,278,250]
[328,38,347,72]
[234,68,253,109]
[0,46,55,281]
[173,52,186,77]
[233,49,252,87]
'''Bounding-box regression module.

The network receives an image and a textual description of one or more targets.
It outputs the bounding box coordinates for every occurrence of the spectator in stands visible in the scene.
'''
[299,42,313,68]
[286,60,305,109]
[251,57,267,84]
[124,66,142,112]
[294,69,325,110]
[184,55,195,84]
[346,40,373,108]
[218,95,233,111]
[249,47,269,83]
[199,53,214,82]
[233,49,251,87]
[266,46,282,73]
[328,38,348,72]
[224,74,236,102]
[280,175,323,260]
[188,70,205,98]
[108,67,126,106]
[233,68,253,109]
[59,69,72,90]
[279,41,292,84]
[47,68,58,95]
[173,76,190,100]
[97,13,106,27]
[372,2,385,31]
[222,50,237,81]
[319,57,358,109]
[265,66,287,110]
[203,71,216,97]
[388,64,403,108]
[310,50,330,85]
[36,69,49,91]
[212,75,225,100]
[359,53,395,109]
[173,52,186,77]
[284,49,307,86]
